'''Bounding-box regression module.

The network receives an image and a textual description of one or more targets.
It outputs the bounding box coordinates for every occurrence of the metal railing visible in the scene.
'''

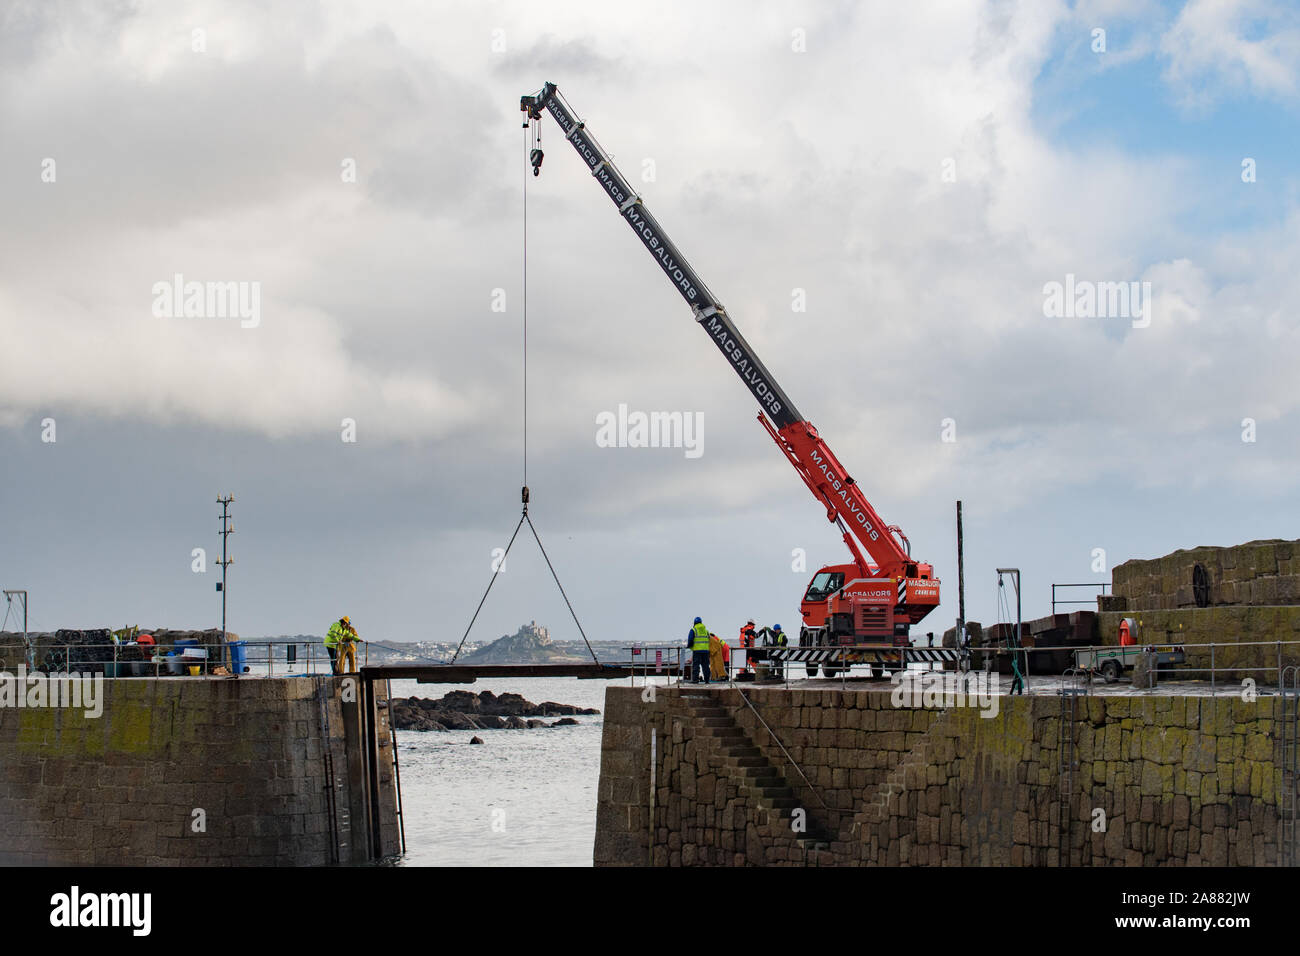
[627,643,786,685]
[620,645,686,684]
[0,639,351,677]
[1051,582,1111,614]
[634,635,1300,697]
[1124,638,1300,694]
[968,637,1300,695]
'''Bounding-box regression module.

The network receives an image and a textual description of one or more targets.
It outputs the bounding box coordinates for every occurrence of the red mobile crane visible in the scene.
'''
[521,83,940,677]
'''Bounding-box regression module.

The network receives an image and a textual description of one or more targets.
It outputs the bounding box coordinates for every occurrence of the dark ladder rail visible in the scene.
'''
[364,677,382,859]
[316,676,342,864]
[1058,688,1084,866]
[388,678,407,855]
[1283,667,1299,866]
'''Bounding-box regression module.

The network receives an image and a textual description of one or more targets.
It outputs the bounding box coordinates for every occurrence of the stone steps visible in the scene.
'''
[677,689,836,854]
[739,788,789,800]
[716,744,760,757]
[697,727,745,739]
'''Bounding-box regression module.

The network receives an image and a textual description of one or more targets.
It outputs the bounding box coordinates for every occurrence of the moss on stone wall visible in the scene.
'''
[0,676,375,865]
[595,685,1283,867]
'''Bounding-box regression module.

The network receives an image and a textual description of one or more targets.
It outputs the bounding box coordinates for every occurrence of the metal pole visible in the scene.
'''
[956,501,966,670]
[4,590,30,670]
[649,726,657,860]
[1015,572,1021,653]
[956,500,965,623]
[997,568,1022,694]
[216,494,234,672]
[1010,571,1023,691]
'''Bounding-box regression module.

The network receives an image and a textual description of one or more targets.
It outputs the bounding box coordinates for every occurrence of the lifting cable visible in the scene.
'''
[448,121,599,666]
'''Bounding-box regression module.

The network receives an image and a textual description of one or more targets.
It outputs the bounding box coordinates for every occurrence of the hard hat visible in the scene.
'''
[694,616,702,624]
[341,616,350,625]
[774,624,783,631]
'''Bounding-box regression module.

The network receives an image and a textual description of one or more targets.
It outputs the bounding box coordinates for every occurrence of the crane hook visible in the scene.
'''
[530,147,544,177]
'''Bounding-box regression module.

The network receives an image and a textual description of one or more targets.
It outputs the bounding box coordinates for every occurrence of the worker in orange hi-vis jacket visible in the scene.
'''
[738,620,757,675]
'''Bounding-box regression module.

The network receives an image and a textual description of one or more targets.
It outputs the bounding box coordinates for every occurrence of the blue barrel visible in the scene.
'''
[228,640,248,674]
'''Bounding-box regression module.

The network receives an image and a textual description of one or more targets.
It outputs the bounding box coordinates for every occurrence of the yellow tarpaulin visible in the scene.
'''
[709,635,726,680]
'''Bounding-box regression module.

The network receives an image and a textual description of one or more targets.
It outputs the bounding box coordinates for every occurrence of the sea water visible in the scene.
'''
[389,675,671,867]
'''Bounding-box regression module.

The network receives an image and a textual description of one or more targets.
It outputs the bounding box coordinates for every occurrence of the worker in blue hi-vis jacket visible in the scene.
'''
[686,617,711,684]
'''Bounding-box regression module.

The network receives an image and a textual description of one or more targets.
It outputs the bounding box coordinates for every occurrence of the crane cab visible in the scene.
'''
[800,563,903,644]
[798,563,942,675]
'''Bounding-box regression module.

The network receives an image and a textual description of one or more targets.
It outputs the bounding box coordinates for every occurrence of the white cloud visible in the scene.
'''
[1160,0,1300,106]
[4,0,1300,641]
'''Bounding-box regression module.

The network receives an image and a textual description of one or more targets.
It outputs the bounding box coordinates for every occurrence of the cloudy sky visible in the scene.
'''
[2,0,1298,648]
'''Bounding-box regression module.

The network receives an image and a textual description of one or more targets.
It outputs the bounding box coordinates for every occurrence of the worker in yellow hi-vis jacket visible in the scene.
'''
[326,616,361,675]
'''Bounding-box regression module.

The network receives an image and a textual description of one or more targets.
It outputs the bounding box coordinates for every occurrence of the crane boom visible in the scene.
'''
[522,83,800,430]
[521,82,939,638]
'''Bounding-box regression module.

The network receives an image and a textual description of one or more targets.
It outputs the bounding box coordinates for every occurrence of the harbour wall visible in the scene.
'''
[1108,538,1300,611]
[0,675,401,865]
[594,685,1284,866]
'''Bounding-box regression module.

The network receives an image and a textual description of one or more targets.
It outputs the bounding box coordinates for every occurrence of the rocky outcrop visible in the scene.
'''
[458,622,586,664]
[389,690,600,732]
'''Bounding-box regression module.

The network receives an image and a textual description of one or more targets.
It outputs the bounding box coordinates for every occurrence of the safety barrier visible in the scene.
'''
[1051,581,1111,614]
[620,645,687,684]
[0,639,360,677]
[638,636,1300,695]
[984,637,1300,695]
[1089,637,1300,694]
